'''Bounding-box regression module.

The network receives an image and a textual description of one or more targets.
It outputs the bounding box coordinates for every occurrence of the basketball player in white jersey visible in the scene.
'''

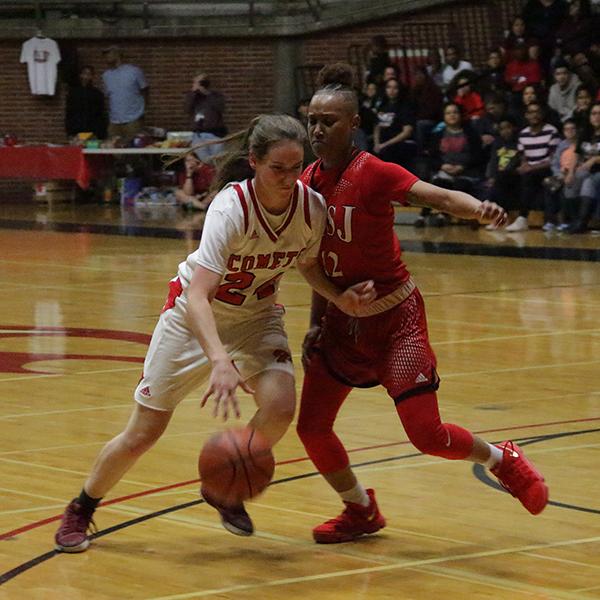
[54,114,376,552]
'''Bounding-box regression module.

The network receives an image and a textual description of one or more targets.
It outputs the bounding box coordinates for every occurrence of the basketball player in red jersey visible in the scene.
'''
[297,64,549,544]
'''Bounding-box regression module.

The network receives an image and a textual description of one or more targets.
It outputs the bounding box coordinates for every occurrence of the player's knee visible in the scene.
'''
[296,418,331,447]
[270,402,296,429]
[121,429,161,457]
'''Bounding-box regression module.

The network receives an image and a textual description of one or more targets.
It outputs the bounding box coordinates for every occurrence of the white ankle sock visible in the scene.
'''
[484,443,503,469]
[339,483,370,507]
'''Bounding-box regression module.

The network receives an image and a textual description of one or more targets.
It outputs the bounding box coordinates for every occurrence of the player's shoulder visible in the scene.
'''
[206,182,248,226]
[297,179,325,209]
[296,180,326,229]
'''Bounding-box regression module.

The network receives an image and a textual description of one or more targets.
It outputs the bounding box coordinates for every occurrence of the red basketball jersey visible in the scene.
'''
[302,151,418,296]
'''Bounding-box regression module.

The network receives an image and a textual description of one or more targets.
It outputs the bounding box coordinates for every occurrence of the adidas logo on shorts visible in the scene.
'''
[140,386,152,398]
[415,373,428,384]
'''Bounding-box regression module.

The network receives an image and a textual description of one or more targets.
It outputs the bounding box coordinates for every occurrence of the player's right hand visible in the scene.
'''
[201,358,254,420]
[301,325,321,370]
[334,280,377,317]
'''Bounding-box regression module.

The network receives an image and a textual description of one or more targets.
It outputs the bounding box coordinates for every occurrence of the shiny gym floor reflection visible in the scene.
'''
[1,203,599,599]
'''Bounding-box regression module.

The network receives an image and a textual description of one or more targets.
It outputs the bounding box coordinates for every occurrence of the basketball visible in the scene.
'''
[198,427,275,506]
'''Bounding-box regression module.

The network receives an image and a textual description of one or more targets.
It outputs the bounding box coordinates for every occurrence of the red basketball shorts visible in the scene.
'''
[319,288,439,402]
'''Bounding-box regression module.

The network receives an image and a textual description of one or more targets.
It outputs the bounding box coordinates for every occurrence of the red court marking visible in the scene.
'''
[1,415,599,541]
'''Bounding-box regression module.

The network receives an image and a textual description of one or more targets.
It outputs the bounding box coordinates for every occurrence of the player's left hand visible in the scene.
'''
[475,200,507,228]
[334,280,377,317]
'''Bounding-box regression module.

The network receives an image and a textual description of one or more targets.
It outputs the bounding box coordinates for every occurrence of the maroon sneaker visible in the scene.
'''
[313,488,386,544]
[201,487,254,536]
[491,441,549,515]
[55,499,96,553]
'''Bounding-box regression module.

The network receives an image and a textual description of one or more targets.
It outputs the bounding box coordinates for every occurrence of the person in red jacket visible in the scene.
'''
[452,74,485,121]
[296,63,549,544]
[504,42,542,94]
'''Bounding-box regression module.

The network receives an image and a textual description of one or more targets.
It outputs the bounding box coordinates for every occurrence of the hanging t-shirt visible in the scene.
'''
[20,37,61,95]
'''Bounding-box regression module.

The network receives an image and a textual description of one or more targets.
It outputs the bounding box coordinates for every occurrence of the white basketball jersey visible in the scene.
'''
[177,178,326,320]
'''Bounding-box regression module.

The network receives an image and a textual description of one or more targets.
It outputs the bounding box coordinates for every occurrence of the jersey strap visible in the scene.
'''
[232,183,249,234]
[299,181,311,228]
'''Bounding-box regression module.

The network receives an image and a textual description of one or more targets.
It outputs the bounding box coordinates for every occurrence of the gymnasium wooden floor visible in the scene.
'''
[1,201,599,599]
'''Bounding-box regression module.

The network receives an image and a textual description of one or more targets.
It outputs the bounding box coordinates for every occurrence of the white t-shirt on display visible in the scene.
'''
[20,37,61,95]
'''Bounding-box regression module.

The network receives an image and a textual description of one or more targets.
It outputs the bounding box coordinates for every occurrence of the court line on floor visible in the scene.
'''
[144,535,600,600]
[456,293,600,310]
[433,327,600,346]
[1,428,598,589]
[408,564,589,600]
[1,417,599,541]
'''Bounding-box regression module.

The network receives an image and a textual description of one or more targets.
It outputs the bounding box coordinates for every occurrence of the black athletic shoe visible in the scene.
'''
[201,487,254,536]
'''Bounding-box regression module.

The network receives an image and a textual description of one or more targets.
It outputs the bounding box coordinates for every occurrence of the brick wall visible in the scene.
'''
[0,0,526,201]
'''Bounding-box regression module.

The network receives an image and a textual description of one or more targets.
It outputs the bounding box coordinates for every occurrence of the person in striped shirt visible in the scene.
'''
[506,101,561,231]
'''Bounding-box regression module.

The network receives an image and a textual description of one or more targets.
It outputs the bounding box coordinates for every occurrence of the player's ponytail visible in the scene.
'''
[211,114,306,192]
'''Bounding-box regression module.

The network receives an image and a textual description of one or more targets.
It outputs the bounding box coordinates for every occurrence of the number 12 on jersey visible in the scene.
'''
[321,250,343,278]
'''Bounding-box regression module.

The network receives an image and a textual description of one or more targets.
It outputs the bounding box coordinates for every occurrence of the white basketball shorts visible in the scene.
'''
[134,297,294,411]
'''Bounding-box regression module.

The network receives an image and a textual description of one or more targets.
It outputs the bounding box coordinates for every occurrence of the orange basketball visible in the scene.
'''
[198,427,275,506]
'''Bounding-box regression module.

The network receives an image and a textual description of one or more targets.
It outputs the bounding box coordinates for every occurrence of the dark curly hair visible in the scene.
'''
[313,63,359,113]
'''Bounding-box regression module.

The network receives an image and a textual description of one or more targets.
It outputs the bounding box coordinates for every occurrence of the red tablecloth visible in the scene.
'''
[0,146,90,189]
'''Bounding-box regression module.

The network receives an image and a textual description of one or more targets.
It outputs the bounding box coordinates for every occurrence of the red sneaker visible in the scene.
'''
[55,499,97,553]
[313,489,386,544]
[491,441,549,515]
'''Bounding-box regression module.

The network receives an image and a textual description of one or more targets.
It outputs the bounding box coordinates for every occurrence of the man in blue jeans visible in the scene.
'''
[102,46,148,141]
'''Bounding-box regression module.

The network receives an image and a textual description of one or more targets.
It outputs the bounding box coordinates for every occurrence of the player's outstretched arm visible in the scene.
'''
[407,179,507,227]
[187,266,254,420]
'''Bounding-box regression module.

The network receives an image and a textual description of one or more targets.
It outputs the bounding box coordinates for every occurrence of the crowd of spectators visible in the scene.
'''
[354,0,600,234]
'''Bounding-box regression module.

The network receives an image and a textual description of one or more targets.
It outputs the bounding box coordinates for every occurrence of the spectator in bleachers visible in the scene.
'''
[485,116,521,220]
[65,65,107,140]
[415,102,483,228]
[382,65,401,84]
[102,46,148,141]
[474,94,511,146]
[548,62,581,121]
[502,16,530,59]
[569,101,600,232]
[175,153,215,211]
[441,45,473,88]
[365,35,392,86]
[555,0,594,58]
[373,78,416,169]
[357,83,380,151]
[522,0,569,70]
[571,51,600,94]
[185,72,227,163]
[544,118,579,230]
[504,42,542,105]
[587,44,600,80]
[429,102,484,198]
[517,84,562,129]
[506,101,560,231]
[426,49,445,88]
[452,72,485,121]
[570,85,594,130]
[410,66,444,152]
[479,49,507,96]
[296,98,318,165]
